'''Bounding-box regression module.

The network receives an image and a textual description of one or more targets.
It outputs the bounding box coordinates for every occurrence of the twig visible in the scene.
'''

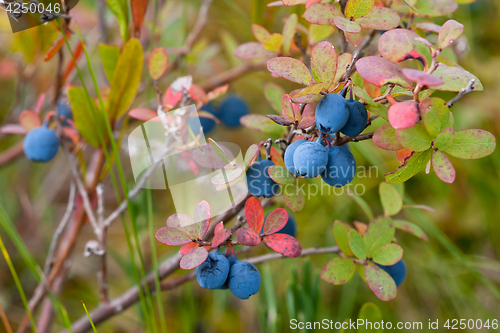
[96,184,109,304]
[199,62,267,91]
[342,30,377,81]
[63,246,340,333]
[0,141,24,167]
[446,79,476,108]
[334,132,375,146]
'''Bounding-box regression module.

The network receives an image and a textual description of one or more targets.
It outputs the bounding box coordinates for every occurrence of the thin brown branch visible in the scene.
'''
[446,79,476,108]
[199,62,267,92]
[0,141,24,167]
[342,29,377,81]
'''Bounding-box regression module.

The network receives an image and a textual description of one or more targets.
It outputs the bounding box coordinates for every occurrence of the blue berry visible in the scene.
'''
[377,259,407,287]
[199,103,219,134]
[196,252,230,289]
[262,210,296,237]
[340,99,368,137]
[315,93,349,134]
[321,146,356,187]
[284,139,307,176]
[56,98,73,124]
[292,141,328,178]
[228,260,261,299]
[23,126,59,163]
[220,96,248,128]
[246,159,279,198]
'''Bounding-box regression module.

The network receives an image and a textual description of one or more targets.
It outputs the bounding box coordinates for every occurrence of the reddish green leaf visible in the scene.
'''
[271,147,286,167]
[155,227,191,246]
[334,17,361,33]
[438,20,464,49]
[414,21,441,33]
[304,3,343,25]
[372,244,403,265]
[262,33,283,52]
[297,103,316,129]
[348,229,367,260]
[334,53,352,84]
[412,0,458,17]
[252,24,270,43]
[379,182,403,216]
[345,31,364,47]
[234,42,277,59]
[432,150,455,183]
[434,127,455,150]
[373,124,403,151]
[207,85,228,101]
[394,219,429,242]
[289,83,324,104]
[282,94,294,121]
[180,247,209,270]
[356,56,410,88]
[267,57,313,85]
[282,14,298,54]
[309,24,335,45]
[444,129,496,159]
[396,124,434,152]
[431,64,483,92]
[321,257,356,285]
[264,208,288,235]
[193,200,211,238]
[236,227,261,246]
[212,228,231,248]
[19,110,41,130]
[378,29,431,69]
[211,168,243,186]
[333,220,354,256]
[240,114,288,136]
[345,0,374,19]
[282,0,305,4]
[357,6,400,30]
[311,41,337,90]
[283,186,305,212]
[244,144,259,169]
[148,47,168,80]
[264,234,302,257]
[402,69,443,86]
[385,149,432,184]
[420,97,449,137]
[363,217,395,256]
[264,82,286,114]
[364,263,397,301]
[131,0,148,35]
[107,38,144,119]
[129,108,157,121]
[245,196,264,232]
[166,213,194,228]
[268,165,295,185]
[388,101,419,130]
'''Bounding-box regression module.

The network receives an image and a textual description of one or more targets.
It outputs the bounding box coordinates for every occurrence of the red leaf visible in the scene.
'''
[34,94,45,114]
[263,208,288,235]
[19,110,42,131]
[298,103,316,129]
[402,69,444,87]
[264,234,302,257]
[214,221,224,235]
[129,108,158,121]
[189,85,208,104]
[62,41,84,85]
[162,87,183,110]
[282,94,294,121]
[236,227,261,246]
[304,3,342,25]
[245,196,264,232]
[396,148,413,163]
[148,48,169,80]
[179,242,197,255]
[270,147,285,167]
[432,150,455,183]
[180,247,209,270]
[388,101,420,130]
[155,227,191,246]
[131,0,149,35]
[356,56,410,88]
[194,200,211,238]
[212,228,232,248]
[345,31,364,47]
[44,31,72,62]
[207,84,229,101]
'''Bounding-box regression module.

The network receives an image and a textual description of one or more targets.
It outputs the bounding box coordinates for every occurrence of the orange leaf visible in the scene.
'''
[45,31,73,62]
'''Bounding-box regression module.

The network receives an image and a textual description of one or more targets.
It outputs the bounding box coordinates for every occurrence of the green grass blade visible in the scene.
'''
[82,302,98,333]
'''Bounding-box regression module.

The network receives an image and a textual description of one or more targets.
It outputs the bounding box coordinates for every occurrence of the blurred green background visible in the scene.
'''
[1,0,500,332]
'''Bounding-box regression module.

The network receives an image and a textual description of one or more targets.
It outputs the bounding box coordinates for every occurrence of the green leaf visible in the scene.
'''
[434,127,455,150]
[385,149,432,184]
[394,219,429,241]
[282,14,298,55]
[412,0,458,17]
[349,194,374,220]
[148,47,169,80]
[68,87,105,147]
[333,220,354,256]
[345,0,374,19]
[363,217,394,256]
[334,17,362,33]
[321,257,356,285]
[358,303,383,333]
[396,124,434,152]
[356,7,400,30]
[309,25,334,45]
[264,82,286,114]
[304,3,343,26]
[106,0,129,41]
[364,263,397,301]
[289,83,324,103]
[311,41,337,91]
[420,97,449,137]
[268,165,294,185]
[432,150,456,183]
[366,103,388,121]
[240,114,288,136]
[353,85,377,106]
[262,33,283,52]
[379,182,403,216]
[444,129,496,159]
[107,38,144,119]
[372,243,403,265]
[438,20,464,49]
[373,124,402,151]
[251,24,270,43]
[348,229,367,260]
[432,64,483,92]
[99,44,120,83]
[267,57,313,86]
